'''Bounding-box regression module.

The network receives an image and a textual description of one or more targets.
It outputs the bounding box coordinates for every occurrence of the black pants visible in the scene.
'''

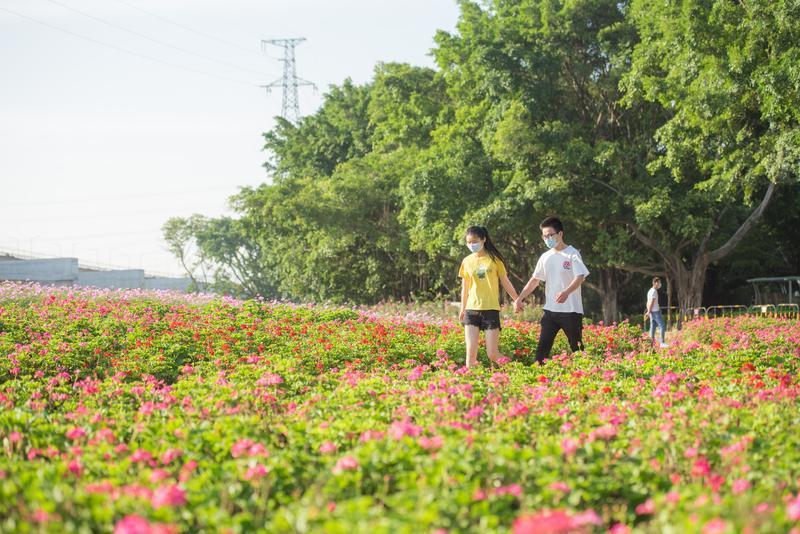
[535,310,584,364]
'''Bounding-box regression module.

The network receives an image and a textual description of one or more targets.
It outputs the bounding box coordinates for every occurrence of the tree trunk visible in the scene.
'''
[667,254,709,330]
[629,182,776,328]
[600,269,619,325]
[585,267,629,325]
[665,272,673,330]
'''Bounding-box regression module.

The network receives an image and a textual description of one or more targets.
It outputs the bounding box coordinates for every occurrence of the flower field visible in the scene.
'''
[1,283,799,533]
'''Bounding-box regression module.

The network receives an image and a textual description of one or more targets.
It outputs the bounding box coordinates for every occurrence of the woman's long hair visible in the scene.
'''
[465,226,506,268]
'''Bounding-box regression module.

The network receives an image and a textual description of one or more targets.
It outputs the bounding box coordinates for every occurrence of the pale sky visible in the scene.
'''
[0,0,459,277]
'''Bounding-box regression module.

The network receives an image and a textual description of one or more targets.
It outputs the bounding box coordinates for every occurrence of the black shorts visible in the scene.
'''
[462,309,502,331]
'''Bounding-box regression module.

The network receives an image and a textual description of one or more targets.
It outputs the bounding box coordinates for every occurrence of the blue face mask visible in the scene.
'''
[544,236,558,249]
[467,242,483,253]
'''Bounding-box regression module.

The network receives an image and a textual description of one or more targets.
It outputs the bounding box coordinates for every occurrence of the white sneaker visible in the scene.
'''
[660,342,669,348]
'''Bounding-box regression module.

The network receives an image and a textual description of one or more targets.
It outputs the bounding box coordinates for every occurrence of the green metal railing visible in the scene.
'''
[642,302,798,331]
[706,305,750,318]
[776,303,800,318]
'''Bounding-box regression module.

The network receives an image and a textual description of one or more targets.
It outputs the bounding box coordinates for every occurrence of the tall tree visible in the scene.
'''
[621,0,800,310]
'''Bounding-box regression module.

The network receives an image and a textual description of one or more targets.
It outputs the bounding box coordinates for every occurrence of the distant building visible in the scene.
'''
[0,254,196,292]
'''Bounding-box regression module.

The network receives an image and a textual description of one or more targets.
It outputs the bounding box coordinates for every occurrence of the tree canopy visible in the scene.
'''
[165,0,799,319]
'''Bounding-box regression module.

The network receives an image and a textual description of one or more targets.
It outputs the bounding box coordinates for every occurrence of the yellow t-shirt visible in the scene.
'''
[458,253,507,311]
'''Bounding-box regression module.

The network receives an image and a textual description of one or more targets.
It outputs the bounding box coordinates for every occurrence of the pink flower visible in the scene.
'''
[635,499,655,515]
[465,406,484,419]
[418,435,444,451]
[151,484,187,508]
[589,424,617,441]
[755,502,772,514]
[407,366,425,380]
[512,509,601,534]
[149,469,170,483]
[702,518,727,534]
[247,443,269,457]
[692,456,711,478]
[256,373,283,386]
[549,481,570,493]
[608,524,630,534]
[513,510,572,534]
[179,460,198,483]
[231,439,269,458]
[66,427,86,440]
[332,456,359,473]
[492,484,523,497]
[67,459,82,477]
[160,448,183,465]
[732,478,751,494]
[389,419,423,440]
[94,428,116,444]
[231,439,254,458]
[86,480,114,494]
[9,431,22,443]
[788,493,800,521]
[113,515,177,534]
[359,430,385,442]
[319,441,337,454]
[561,438,579,457]
[31,509,52,523]
[244,464,269,481]
[571,510,602,528]
[129,449,153,464]
[114,515,151,534]
[490,372,510,387]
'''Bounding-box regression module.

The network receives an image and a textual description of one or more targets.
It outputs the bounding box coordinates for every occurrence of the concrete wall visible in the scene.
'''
[0,257,195,292]
[0,258,78,283]
[76,269,146,289]
[143,276,192,291]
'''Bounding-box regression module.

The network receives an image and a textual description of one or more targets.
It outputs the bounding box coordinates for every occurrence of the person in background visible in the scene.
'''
[646,276,668,348]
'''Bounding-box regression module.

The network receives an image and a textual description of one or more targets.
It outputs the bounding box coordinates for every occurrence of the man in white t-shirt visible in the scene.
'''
[514,216,590,364]
[646,277,668,347]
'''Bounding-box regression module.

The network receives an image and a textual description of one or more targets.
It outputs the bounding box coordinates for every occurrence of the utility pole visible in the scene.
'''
[261,38,315,123]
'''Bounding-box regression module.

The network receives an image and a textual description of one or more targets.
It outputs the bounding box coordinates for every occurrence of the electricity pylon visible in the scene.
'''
[261,38,315,123]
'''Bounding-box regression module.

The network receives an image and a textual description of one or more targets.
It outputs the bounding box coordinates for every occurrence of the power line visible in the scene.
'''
[43,0,274,77]
[5,185,241,208]
[2,228,166,240]
[0,201,233,224]
[0,5,260,88]
[110,0,281,60]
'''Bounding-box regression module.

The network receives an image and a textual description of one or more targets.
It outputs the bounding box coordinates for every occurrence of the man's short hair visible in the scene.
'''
[539,216,563,234]
[653,276,661,285]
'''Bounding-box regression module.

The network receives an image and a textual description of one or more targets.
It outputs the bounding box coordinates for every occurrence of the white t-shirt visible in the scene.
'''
[647,287,660,312]
[532,245,590,314]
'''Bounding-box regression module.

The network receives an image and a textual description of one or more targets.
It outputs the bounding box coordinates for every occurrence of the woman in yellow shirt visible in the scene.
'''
[458,226,519,368]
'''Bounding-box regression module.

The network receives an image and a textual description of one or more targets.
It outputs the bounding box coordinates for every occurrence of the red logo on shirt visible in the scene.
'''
[562,261,572,271]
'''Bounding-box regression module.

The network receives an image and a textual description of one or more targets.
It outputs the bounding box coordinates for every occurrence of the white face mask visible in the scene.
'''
[544,236,558,249]
[467,242,483,253]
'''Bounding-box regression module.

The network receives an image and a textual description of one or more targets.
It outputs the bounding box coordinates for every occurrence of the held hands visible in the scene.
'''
[513,297,524,314]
